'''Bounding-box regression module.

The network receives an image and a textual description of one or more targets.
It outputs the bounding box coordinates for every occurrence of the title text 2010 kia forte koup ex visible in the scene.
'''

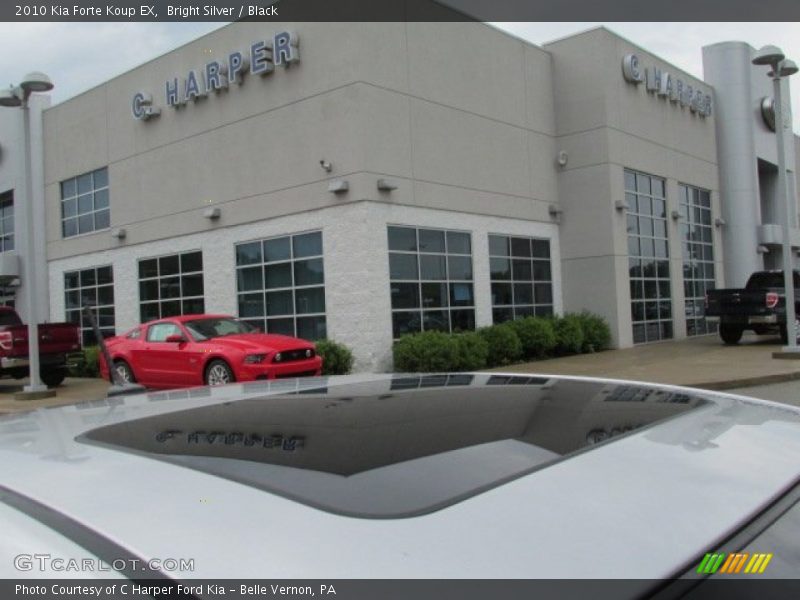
[1,374,800,598]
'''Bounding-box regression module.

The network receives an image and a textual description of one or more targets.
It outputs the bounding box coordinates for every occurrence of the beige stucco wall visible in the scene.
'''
[545,28,720,347]
[44,21,559,262]
[42,22,726,355]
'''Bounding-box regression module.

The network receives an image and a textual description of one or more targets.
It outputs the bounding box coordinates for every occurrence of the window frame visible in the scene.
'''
[488,233,554,324]
[388,225,476,339]
[137,250,205,323]
[679,183,716,337]
[60,167,110,238]
[0,190,14,253]
[625,169,673,344]
[64,265,115,346]
[234,231,327,340]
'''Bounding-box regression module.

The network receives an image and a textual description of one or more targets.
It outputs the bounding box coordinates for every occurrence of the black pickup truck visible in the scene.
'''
[705,270,800,345]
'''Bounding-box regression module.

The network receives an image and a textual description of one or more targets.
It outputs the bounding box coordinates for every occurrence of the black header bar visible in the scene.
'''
[4,0,800,22]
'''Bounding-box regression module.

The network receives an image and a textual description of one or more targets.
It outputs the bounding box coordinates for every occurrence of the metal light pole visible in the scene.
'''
[752,47,800,352]
[0,72,54,391]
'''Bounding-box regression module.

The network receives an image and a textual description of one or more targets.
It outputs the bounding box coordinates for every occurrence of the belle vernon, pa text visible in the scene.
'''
[16,583,338,597]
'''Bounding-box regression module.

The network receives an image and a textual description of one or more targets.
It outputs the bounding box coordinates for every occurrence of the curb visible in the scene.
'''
[686,370,800,391]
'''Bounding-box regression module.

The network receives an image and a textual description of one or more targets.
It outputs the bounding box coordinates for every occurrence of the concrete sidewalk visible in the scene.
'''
[0,377,109,414]
[496,332,800,390]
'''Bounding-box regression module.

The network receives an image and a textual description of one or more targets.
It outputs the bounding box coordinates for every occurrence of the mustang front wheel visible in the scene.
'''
[113,360,136,384]
[205,360,235,386]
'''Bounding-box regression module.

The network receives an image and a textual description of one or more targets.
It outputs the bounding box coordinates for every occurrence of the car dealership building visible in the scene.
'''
[0,21,798,372]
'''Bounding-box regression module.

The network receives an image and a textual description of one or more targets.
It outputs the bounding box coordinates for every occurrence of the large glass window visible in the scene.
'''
[64,266,115,346]
[388,226,475,338]
[680,184,716,336]
[625,169,672,343]
[489,234,553,323]
[138,251,205,323]
[60,167,109,238]
[0,191,13,252]
[235,231,326,340]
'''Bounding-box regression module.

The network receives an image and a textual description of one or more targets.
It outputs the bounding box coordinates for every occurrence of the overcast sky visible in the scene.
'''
[1,21,800,129]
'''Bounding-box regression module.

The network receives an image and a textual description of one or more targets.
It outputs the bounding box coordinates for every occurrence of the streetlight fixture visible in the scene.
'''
[752,46,800,353]
[0,72,54,394]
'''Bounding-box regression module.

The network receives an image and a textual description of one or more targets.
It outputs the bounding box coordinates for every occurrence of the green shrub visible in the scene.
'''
[553,314,585,355]
[478,324,523,367]
[509,317,557,359]
[315,339,354,375]
[453,331,489,371]
[574,311,612,353]
[68,346,101,378]
[393,331,461,372]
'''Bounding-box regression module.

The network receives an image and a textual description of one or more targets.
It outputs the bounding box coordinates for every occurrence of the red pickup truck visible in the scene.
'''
[0,307,81,387]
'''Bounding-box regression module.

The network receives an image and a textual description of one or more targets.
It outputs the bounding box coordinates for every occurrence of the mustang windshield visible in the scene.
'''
[185,318,256,341]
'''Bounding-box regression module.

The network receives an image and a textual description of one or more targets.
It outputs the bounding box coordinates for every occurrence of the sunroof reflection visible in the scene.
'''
[78,376,708,518]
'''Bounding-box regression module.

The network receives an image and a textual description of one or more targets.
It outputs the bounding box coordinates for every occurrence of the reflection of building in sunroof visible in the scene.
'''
[604,385,693,404]
[78,376,707,518]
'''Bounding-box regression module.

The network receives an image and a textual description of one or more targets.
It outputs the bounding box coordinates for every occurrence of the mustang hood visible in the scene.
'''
[201,333,314,353]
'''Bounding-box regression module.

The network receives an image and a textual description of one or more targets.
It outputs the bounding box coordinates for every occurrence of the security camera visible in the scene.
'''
[319,160,332,172]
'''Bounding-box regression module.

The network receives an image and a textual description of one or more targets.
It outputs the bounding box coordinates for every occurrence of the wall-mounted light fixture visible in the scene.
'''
[319,159,332,173]
[377,178,398,192]
[614,200,629,211]
[111,228,127,240]
[714,217,726,228]
[670,210,682,221]
[556,150,568,167]
[328,179,349,194]
[203,207,221,220]
[548,204,563,222]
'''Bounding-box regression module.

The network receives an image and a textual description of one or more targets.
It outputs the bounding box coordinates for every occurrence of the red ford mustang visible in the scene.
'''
[98,314,323,389]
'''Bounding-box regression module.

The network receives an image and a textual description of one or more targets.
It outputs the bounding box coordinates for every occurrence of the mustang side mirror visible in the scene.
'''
[165,334,186,343]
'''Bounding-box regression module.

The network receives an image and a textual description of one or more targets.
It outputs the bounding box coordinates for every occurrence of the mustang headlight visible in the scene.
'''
[305,348,314,358]
[244,354,267,364]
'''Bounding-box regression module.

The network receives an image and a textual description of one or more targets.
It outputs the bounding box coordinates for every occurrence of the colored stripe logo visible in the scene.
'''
[697,552,773,574]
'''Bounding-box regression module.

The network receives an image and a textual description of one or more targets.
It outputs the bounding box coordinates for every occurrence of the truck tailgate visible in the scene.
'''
[3,324,81,357]
[705,289,771,317]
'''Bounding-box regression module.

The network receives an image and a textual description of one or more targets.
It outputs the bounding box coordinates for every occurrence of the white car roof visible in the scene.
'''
[1,373,800,581]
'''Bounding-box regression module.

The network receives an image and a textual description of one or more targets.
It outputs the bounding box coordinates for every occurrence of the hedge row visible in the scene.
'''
[315,339,354,375]
[68,346,101,378]
[393,312,611,373]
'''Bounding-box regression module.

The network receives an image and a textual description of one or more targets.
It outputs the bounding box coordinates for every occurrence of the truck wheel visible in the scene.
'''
[205,359,234,386]
[113,360,136,384]
[40,368,66,388]
[719,324,743,345]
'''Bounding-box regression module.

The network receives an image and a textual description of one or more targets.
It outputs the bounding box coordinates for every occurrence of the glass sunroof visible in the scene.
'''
[77,375,708,518]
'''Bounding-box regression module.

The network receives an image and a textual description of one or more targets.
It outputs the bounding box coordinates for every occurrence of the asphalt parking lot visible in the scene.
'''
[0,332,798,415]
